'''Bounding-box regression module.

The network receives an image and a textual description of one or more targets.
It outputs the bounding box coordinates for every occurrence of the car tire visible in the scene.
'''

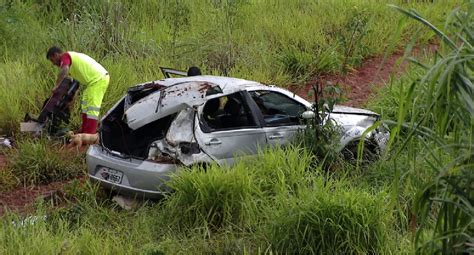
[341,139,380,164]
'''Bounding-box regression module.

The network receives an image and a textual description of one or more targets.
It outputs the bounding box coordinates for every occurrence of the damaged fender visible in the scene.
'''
[148,107,214,166]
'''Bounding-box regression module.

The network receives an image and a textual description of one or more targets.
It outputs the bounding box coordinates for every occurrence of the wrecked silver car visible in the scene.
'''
[87,75,389,198]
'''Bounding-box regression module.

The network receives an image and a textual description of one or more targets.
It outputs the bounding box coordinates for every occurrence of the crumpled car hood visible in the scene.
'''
[329,105,379,127]
[332,105,378,116]
[124,81,218,130]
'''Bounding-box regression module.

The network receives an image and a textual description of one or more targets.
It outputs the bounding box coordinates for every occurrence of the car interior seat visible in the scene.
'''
[221,97,248,128]
[202,98,222,129]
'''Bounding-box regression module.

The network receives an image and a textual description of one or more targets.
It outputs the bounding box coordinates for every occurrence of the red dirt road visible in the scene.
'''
[0,181,66,216]
[294,45,437,107]
[302,53,405,107]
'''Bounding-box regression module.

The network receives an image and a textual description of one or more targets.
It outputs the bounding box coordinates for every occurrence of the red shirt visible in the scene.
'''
[60,53,72,67]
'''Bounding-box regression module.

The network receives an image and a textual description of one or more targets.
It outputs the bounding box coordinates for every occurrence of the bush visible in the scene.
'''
[266,183,394,254]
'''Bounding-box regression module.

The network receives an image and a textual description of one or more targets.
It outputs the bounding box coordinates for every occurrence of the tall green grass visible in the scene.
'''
[163,146,313,232]
[365,3,473,253]
[1,138,85,189]
[266,183,393,254]
[164,163,260,232]
[161,147,397,253]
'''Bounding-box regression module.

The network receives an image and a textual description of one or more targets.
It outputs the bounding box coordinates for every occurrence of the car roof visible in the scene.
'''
[132,75,312,108]
[154,75,267,94]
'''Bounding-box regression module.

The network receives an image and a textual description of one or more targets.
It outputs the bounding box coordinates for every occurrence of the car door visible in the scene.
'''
[194,91,266,165]
[248,90,307,147]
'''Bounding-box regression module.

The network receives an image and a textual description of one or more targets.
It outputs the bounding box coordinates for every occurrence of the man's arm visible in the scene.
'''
[53,65,69,91]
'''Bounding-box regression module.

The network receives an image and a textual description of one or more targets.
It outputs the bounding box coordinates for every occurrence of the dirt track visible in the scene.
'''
[295,44,437,107]
[297,52,406,107]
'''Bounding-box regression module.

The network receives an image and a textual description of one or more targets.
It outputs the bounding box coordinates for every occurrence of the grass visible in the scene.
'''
[0,189,160,254]
[1,137,85,190]
[164,163,260,232]
[266,183,393,254]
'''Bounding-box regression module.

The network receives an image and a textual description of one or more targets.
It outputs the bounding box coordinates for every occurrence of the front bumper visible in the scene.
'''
[86,145,178,199]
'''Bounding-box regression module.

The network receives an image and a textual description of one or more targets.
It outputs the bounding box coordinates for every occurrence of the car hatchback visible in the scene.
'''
[87,74,389,198]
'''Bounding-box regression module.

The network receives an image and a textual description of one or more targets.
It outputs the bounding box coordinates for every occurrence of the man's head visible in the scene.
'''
[46,46,64,66]
[187,66,201,76]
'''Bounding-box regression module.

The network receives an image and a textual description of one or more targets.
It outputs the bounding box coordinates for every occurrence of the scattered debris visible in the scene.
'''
[0,137,13,149]
[11,215,47,227]
[112,195,140,210]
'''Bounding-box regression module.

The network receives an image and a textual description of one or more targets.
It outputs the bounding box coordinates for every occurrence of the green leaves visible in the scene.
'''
[389,4,474,254]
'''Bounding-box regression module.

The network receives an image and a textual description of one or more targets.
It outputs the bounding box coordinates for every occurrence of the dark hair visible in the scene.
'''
[187,66,201,76]
[46,46,63,59]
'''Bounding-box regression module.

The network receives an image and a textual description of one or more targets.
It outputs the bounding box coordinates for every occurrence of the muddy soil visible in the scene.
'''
[0,154,5,169]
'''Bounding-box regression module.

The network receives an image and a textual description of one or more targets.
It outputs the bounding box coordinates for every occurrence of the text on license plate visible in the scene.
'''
[98,167,123,184]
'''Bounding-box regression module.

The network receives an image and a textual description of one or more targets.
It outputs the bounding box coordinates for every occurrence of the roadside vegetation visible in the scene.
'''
[1,0,472,254]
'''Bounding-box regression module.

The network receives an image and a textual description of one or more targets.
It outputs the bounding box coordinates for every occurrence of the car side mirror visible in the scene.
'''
[301,110,315,119]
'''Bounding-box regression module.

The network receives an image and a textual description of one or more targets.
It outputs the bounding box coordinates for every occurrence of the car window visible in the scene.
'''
[200,92,257,132]
[249,90,306,126]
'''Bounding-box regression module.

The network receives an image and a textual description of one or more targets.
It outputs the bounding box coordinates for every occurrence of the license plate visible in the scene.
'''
[97,167,123,184]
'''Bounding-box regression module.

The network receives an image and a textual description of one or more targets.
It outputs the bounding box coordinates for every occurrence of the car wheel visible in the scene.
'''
[341,139,380,164]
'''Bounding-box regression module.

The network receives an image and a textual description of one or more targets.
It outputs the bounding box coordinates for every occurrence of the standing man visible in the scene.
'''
[46,46,109,134]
